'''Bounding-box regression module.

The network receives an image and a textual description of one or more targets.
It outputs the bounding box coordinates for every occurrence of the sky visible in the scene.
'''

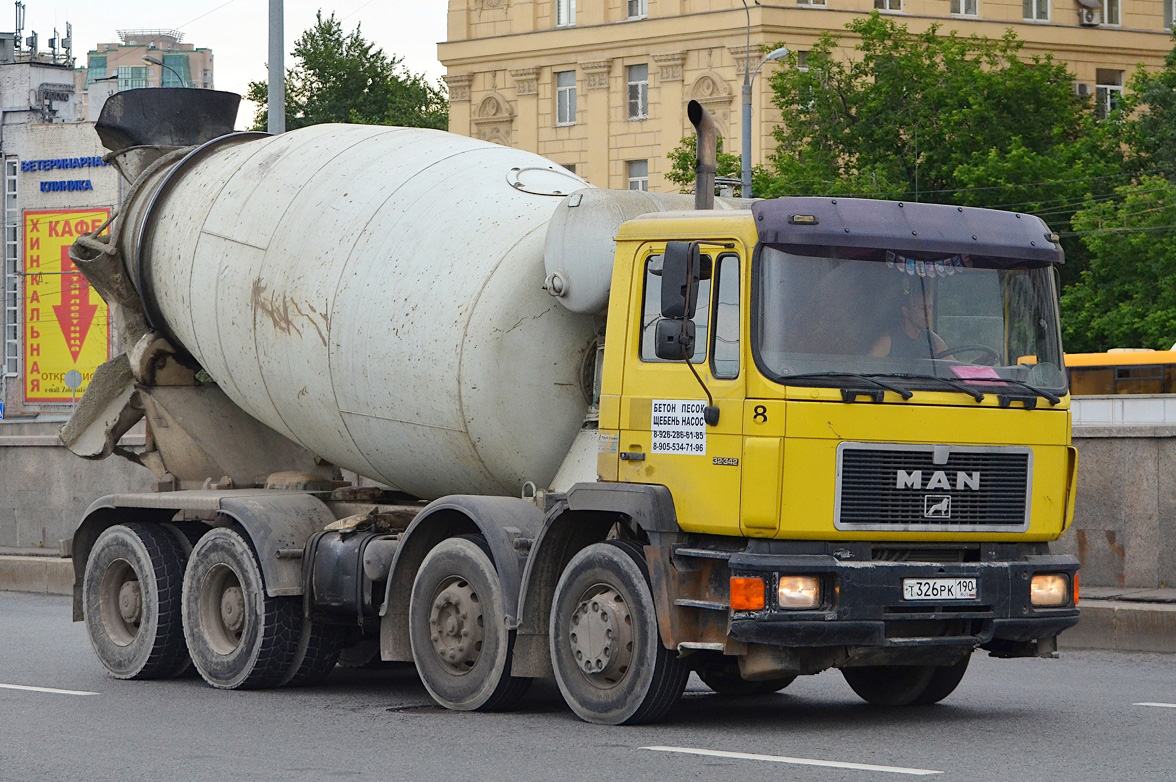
[26,1,449,128]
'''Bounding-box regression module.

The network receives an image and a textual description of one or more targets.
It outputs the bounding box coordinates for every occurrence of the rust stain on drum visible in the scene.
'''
[251,278,328,347]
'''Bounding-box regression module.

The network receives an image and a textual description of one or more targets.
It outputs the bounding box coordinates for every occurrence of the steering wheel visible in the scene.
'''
[934,344,1001,365]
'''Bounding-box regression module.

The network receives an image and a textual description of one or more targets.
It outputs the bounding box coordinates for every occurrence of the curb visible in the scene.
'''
[1059,600,1176,654]
[0,555,74,596]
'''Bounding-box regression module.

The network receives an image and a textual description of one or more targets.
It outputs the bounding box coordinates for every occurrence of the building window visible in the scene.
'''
[797,51,810,71]
[1023,0,1048,20]
[555,70,576,126]
[162,54,191,87]
[1166,0,1174,30]
[86,55,107,85]
[627,0,647,18]
[1095,69,1123,119]
[874,0,902,10]
[627,160,649,191]
[627,64,648,120]
[556,0,575,27]
[1101,0,1120,24]
[3,160,18,377]
[117,66,147,91]
[951,0,978,15]
[797,0,827,5]
[562,163,577,174]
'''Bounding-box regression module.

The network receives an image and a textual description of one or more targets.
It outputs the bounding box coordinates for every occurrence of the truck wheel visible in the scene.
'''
[550,540,689,725]
[408,536,531,711]
[83,523,191,680]
[182,527,300,690]
[281,619,344,687]
[842,654,970,706]
[695,657,795,696]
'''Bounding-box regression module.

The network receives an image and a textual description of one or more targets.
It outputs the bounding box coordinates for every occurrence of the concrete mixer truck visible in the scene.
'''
[63,89,1079,725]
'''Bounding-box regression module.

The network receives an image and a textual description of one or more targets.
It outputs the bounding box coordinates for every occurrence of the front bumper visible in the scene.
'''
[726,550,1079,652]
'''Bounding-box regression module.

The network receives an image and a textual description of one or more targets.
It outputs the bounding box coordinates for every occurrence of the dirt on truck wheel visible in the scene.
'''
[181,527,301,690]
[550,540,689,725]
[408,536,531,711]
[83,523,191,680]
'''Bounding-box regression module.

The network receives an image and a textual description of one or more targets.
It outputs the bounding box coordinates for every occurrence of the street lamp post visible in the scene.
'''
[740,45,789,198]
[141,55,185,87]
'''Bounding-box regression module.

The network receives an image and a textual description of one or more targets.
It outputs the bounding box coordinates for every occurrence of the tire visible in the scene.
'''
[695,657,795,697]
[408,537,531,711]
[281,619,344,687]
[83,523,191,680]
[550,540,689,725]
[842,654,971,706]
[181,527,301,690]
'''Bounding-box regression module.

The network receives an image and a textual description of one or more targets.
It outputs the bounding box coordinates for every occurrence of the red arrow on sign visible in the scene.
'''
[52,245,97,362]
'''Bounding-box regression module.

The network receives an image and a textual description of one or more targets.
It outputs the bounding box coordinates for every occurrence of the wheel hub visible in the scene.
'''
[569,587,633,685]
[428,578,483,674]
[117,580,143,625]
[220,586,245,637]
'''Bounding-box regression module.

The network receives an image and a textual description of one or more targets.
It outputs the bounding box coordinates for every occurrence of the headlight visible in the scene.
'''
[1030,573,1070,607]
[777,576,821,609]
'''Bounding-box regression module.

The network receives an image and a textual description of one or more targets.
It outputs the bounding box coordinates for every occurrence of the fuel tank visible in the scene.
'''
[117,123,596,498]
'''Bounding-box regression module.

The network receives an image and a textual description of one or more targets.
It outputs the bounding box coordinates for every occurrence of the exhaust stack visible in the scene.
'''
[688,99,717,210]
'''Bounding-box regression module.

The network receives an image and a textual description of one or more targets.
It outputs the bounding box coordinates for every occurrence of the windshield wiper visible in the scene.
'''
[867,373,986,402]
[983,377,1062,406]
[782,372,913,401]
[874,373,1061,406]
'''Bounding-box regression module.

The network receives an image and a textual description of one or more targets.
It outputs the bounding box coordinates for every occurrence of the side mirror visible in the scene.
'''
[654,317,695,360]
[661,241,700,319]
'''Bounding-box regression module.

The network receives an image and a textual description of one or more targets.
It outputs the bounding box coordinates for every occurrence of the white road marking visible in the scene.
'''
[0,682,98,696]
[1134,702,1176,709]
[641,746,943,776]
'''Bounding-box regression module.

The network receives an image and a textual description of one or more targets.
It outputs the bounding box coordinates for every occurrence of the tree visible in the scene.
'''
[1061,177,1176,351]
[664,133,743,193]
[247,11,447,131]
[763,14,1120,205]
[1120,32,1176,178]
[670,14,1125,285]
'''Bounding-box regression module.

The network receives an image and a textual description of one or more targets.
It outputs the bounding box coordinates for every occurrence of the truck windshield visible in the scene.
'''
[754,246,1067,396]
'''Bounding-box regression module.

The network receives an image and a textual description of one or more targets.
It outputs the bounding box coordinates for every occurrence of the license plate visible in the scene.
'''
[902,577,978,601]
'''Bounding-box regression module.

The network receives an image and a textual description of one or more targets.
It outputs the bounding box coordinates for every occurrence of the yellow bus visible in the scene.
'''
[1065,350,1176,395]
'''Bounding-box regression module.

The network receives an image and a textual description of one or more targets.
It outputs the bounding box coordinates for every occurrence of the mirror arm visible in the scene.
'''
[679,265,720,426]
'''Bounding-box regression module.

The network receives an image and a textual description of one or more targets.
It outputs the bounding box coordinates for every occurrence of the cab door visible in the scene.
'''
[617,245,746,536]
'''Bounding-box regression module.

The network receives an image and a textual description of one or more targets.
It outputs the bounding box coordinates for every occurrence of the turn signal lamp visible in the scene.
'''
[778,576,821,609]
[1030,573,1070,607]
[730,577,766,610]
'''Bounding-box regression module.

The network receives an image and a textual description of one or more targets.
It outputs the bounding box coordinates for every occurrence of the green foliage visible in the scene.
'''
[1120,32,1176,177]
[665,134,745,194]
[1061,177,1176,352]
[765,13,1112,207]
[247,11,447,131]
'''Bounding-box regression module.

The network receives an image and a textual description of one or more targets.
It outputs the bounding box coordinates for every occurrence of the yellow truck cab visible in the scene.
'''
[594,196,1078,699]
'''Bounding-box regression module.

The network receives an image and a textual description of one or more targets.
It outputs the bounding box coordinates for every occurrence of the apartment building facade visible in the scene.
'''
[75,30,214,121]
[439,0,1175,191]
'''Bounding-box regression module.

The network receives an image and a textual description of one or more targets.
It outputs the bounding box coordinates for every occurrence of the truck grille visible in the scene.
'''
[834,443,1031,532]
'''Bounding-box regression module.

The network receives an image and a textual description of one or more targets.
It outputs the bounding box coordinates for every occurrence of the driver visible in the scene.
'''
[870,279,948,359]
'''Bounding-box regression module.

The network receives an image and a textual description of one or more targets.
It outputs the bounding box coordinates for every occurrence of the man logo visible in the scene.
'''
[924,495,951,519]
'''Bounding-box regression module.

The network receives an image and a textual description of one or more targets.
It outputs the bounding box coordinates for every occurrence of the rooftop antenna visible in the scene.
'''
[49,27,58,57]
[62,22,71,64]
[14,2,24,51]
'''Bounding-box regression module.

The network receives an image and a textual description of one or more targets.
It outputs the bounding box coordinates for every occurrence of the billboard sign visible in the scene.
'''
[22,208,111,403]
